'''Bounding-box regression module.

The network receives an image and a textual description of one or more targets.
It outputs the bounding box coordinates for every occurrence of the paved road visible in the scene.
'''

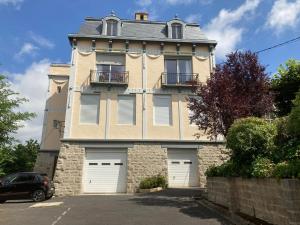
[0,189,232,225]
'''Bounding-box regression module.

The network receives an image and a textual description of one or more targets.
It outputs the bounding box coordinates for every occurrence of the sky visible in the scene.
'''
[0,0,300,143]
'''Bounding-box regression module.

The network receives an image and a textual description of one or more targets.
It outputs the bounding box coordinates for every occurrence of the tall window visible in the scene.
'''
[96,54,126,83]
[165,58,192,84]
[80,94,100,124]
[153,95,172,125]
[172,23,182,39]
[107,19,118,36]
[118,95,136,125]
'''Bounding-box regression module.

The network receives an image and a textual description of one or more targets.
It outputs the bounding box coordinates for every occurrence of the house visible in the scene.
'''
[34,11,229,196]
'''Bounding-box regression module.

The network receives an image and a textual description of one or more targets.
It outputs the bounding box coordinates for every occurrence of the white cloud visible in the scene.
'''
[266,0,300,34]
[0,0,23,8]
[165,0,194,5]
[15,42,39,58]
[136,0,152,7]
[7,59,50,142]
[185,14,201,23]
[29,31,55,49]
[203,0,261,59]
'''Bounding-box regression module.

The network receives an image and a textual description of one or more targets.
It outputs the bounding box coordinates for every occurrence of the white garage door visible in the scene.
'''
[83,150,127,193]
[167,149,199,187]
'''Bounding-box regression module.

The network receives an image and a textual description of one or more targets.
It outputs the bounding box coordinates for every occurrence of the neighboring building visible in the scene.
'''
[35,11,228,196]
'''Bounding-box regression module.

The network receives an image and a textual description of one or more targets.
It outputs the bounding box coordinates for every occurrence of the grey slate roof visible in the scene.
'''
[69,17,216,45]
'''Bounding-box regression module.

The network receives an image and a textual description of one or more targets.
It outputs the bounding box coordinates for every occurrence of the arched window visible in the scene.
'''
[106,19,118,36]
[171,23,182,39]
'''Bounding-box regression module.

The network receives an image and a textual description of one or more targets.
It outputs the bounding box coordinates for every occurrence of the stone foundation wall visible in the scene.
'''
[51,141,229,196]
[207,177,300,225]
[127,143,168,193]
[197,145,230,188]
[34,151,58,179]
[53,143,85,196]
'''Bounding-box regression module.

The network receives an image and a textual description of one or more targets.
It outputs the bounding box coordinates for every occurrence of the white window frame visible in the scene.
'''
[106,19,118,36]
[153,95,172,126]
[117,95,136,125]
[172,23,183,39]
[79,94,100,124]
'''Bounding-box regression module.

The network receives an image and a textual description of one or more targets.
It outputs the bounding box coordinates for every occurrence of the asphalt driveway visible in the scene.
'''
[0,188,232,225]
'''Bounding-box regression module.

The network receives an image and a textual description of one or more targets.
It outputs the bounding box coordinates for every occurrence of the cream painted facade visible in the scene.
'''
[65,41,211,140]
[35,12,228,195]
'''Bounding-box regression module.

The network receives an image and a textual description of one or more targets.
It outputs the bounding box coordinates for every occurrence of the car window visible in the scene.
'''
[2,174,18,184]
[13,174,35,183]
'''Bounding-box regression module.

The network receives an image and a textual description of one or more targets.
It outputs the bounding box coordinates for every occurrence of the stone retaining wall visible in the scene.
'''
[198,145,230,188]
[127,143,168,193]
[207,177,300,225]
[53,143,85,196]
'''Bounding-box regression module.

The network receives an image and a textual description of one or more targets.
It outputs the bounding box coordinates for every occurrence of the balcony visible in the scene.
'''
[161,73,199,87]
[90,70,129,86]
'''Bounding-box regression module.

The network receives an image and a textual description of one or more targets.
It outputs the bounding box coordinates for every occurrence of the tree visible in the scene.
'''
[271,59,300,116]
[11,139,39,173]
[0,140,39,176]
[0,75,35,147]
[188,51,273,138]
[0,75,36,176]
[287,90,300,137]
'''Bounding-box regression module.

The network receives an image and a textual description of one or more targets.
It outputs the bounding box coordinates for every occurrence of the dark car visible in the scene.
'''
[0,172,55,203]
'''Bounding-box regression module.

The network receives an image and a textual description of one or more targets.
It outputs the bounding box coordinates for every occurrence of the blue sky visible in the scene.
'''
[0,0,300,142]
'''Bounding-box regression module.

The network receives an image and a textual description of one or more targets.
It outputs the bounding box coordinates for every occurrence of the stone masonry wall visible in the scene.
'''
[207,177,300,225]
[197,144,230,188]
[34,152,58,179]
[127,143,168,193]
[53,143,85,196]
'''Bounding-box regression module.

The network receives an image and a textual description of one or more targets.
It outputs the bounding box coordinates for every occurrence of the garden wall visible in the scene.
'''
[207,177,300,225]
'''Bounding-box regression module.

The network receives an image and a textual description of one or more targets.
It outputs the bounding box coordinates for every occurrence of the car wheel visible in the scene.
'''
[0,199,6,204]
[32,190,46,202]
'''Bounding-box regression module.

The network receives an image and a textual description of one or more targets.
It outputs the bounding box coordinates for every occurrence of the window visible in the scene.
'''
[13,174,35,183]
[96,54,126,83]
[153,95,172,125]
[53,120,59,129]
[172,23,182,39]
[118,95,135,125]
[188,96,202,126]
[165,58,192,84]
[107,19,118,36]
[80,94,100,124]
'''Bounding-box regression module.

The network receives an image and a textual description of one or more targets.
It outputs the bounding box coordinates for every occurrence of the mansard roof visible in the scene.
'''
[68,15,217,45]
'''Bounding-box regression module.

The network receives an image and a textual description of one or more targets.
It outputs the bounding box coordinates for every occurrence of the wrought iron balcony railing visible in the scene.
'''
[90,70,129,86]
[161,72,199,87]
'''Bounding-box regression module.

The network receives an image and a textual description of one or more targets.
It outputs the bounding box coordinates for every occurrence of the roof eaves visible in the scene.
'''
[67,33,217,45]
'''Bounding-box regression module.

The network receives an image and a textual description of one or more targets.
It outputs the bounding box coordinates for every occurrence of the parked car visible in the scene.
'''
[0,172,55,203]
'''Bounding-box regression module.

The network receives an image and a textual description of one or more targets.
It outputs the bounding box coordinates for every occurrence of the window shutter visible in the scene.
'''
[153,95,172,125]
[118,95,135,125]
[96,54,125,65]
[80,95,100,124]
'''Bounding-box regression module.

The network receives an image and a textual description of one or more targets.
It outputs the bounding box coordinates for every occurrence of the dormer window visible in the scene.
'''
[172,23,182,39]
[107,19,118,36]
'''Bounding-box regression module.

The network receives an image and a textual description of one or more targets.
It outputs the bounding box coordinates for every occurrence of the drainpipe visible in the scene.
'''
[142,42,147,139]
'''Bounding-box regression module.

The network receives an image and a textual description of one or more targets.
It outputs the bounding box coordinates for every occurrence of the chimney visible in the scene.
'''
[135,12,149,21]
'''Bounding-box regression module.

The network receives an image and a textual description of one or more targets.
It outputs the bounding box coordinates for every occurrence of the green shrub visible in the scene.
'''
[226,117,277,164]
[251,157,275,178]
[273,117,300,162]
[273,160,300,179]
[287,91,300,137]
[139,175,167,189]
[205,160,254,177]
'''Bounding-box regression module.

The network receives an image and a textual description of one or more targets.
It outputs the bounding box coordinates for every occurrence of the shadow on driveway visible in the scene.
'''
[130,188,232,224]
